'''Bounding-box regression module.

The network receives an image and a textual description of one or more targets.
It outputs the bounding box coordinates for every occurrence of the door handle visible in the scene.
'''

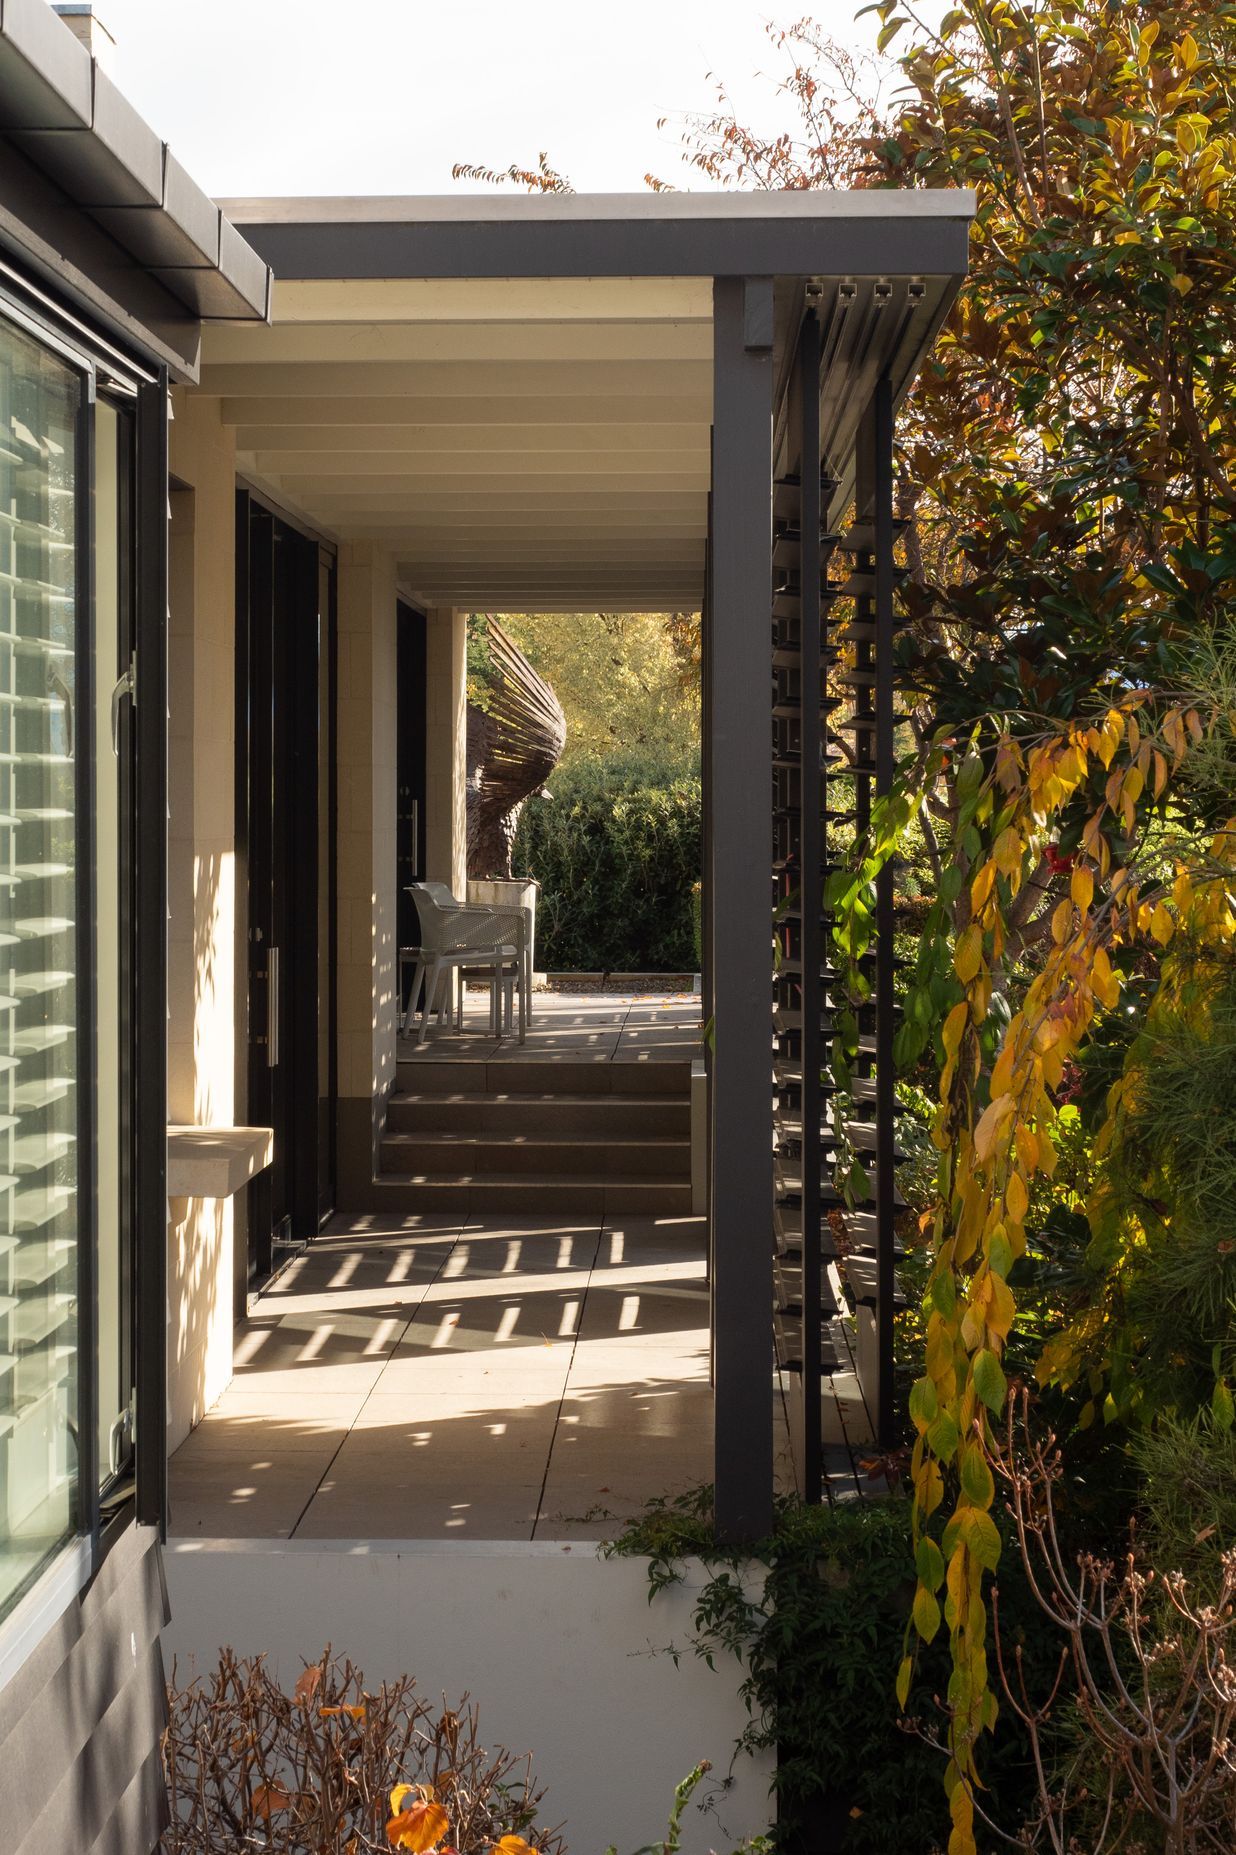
[266,946,280,1068]
[110,654,136,756]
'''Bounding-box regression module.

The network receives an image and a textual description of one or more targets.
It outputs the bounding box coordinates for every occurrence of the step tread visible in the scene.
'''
[379,1169,688,1185]
[384,1129,689,1148]
[389,1083,682,1098]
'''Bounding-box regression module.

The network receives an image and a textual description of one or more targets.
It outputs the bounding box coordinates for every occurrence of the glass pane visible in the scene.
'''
[94,398,132,1490]
[0,316,82,1619]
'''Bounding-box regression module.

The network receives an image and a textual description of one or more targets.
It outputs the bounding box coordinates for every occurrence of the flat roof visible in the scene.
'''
[224,190,976,224]
[226,189,975,284]
[0,0,270,363]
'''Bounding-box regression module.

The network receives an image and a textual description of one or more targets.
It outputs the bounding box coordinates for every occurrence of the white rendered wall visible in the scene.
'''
[165,393,240,1450]
[163,1539,773,1855]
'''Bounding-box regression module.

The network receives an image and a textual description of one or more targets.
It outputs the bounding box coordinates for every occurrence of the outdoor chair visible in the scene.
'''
[402,883,528,1045]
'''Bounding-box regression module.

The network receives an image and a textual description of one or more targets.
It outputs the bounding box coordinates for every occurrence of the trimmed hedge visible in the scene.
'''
[514,757,701,972]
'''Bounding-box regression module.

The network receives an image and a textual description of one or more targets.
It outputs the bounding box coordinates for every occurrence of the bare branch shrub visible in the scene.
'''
[990,1393,1236,1853]
[162,1647,563,1853]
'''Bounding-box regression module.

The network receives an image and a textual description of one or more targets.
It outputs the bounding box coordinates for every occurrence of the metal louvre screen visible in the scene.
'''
[772,309,904,1498]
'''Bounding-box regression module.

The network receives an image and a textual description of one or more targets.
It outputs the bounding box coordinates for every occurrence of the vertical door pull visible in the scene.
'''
[110,652,137,755]
[266,946,280,1067]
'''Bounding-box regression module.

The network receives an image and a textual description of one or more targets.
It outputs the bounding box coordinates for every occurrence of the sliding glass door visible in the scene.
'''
[94,397,136,1510]
[0,296,149,1626]
[0,315,85,1616]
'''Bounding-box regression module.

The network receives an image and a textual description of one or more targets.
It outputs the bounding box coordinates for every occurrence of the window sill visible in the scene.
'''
[166,1125,273,1201]
[0,1535,91,1696]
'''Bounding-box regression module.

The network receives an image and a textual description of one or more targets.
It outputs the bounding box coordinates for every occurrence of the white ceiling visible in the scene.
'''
[200,276,712,612]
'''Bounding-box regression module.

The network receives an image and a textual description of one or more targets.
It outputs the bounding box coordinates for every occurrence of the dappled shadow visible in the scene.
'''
[167,1210,713,1542]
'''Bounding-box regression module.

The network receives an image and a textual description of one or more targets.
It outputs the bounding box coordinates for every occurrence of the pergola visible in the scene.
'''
[214,188,974,1537]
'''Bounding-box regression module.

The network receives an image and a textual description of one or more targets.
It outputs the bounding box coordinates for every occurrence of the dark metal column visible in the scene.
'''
[710,276,775,1543]
[797,314,824,1502]
[134,373,168,1534]
[873,374,897,1447]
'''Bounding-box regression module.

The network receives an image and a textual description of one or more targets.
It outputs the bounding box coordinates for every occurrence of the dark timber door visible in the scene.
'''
[396,603,428,1006]
[236,494,335,1295]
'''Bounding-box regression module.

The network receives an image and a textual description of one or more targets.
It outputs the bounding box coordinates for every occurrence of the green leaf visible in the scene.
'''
[928,1411,961,1463]
[931,1268,957,1319]
[972,1348,1008,1416]
[909,1375,938,1427]
[956,751,983,799]
[959,1448,995,1510]
[988,1229,1015,1279]
[916,1535,946,1591]
[1214,1380,1235,1433]
[963,1507,1003,1571]
[895,1654,913,1710]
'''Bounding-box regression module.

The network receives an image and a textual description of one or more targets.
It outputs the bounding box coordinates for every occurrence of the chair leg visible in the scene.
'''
[419,956,443,1044]
[404,958,426,1037]
[523,931,532,1031]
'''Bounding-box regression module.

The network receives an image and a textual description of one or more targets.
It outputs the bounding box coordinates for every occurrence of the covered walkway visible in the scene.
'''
[169,1208,721,1541]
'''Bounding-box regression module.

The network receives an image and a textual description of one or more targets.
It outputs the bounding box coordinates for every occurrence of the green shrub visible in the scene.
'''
[607,1489,1063,1855]
[514,756,700,972]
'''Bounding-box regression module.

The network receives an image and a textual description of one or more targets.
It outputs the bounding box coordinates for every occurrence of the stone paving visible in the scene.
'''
[168,993,872,1541]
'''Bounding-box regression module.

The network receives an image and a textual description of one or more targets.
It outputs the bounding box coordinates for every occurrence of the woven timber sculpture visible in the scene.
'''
[466,617,566,879]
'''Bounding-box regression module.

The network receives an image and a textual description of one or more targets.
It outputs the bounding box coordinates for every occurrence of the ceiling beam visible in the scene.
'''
[293,487,707,510]
[397,541,705,564]
[268,276,714,324]
[319,516,708,537]
[220,393,711,427]
[231,422,708,456]
[201,360,711,398]
[252,469,711,495]
[202,320,710,367]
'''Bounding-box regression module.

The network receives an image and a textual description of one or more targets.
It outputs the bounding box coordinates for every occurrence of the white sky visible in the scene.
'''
[96,0,870,198]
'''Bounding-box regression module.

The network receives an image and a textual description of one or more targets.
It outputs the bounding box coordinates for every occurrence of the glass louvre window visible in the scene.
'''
[0,317,82,1618]
[94,397,134,1495]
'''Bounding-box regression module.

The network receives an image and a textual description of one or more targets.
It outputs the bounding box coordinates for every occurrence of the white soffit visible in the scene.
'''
[207,274,713,612]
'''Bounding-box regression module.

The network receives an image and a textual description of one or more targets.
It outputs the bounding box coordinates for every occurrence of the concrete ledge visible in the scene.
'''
[167,1125,273,1199]
[163,1538,772,1855]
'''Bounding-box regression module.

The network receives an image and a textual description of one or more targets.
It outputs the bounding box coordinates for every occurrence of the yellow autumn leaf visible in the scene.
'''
[387,1792,450,1853]
[973,1093,1014,1163]
[955,924,984,985]
[970,861,997,913]
[992,826,1022,875]
[1150,903,1174,945]
[1070,865,1094,912]
[1006,1171,1029,1222]
[1051,897,1073,944]
[942,999,970,1057]
[1091,946,1120,1009]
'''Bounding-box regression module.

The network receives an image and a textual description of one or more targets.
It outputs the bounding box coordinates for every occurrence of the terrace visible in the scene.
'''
[168,993,880,1542]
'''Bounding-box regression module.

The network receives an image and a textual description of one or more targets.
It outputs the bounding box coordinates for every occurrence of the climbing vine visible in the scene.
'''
[827,685,1236,1853]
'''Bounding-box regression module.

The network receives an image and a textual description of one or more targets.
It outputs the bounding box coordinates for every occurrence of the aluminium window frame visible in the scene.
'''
[0,266,168,1686]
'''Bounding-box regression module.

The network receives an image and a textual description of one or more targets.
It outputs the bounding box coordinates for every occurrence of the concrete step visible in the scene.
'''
[381,1130,691,1179]
[367,1173,694,1215]
[394,1056,693,1097]
[386,1092,690,1137]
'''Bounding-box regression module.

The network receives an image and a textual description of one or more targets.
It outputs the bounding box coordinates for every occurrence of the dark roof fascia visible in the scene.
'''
[227,192,975,283]
[0,0,271,351]
[0,132,201,378]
